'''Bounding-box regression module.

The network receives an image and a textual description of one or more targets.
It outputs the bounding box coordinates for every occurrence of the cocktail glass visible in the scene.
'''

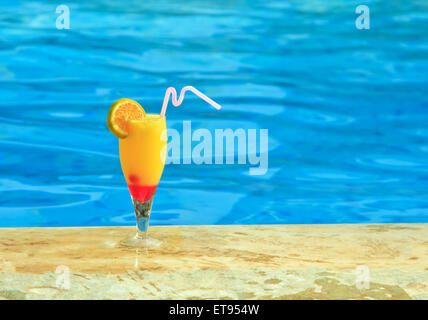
[119,114,166,245]
[108,86,221,247]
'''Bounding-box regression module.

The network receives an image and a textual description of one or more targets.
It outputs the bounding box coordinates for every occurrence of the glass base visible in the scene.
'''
[119,234,161,248]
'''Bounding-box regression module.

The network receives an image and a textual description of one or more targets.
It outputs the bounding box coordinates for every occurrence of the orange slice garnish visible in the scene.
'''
[107,98,146,138]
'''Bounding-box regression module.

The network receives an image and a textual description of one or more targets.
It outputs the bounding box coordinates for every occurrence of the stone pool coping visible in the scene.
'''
[0,224,427,299]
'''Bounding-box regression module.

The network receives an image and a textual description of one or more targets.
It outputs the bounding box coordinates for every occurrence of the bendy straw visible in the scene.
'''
[160,86,221,117]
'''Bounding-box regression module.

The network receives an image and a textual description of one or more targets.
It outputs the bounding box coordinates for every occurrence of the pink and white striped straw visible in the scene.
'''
[160,86,221,117]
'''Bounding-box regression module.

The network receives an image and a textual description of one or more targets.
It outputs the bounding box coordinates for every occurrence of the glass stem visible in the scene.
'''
[132,197,153,239]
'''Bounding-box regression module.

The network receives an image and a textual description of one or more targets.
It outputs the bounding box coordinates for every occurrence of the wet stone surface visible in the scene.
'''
[0,224,427,299]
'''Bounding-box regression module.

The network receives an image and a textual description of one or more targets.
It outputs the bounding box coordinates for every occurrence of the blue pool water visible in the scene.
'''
[0,0,427,227]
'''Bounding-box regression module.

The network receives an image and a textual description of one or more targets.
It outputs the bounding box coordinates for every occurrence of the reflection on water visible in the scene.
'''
[0,0,427,226]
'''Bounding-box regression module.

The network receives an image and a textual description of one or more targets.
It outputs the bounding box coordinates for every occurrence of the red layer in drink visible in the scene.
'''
[128,184,158,203]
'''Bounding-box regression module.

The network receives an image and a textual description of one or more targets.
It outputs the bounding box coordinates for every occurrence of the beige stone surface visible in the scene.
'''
[0,224,427,299]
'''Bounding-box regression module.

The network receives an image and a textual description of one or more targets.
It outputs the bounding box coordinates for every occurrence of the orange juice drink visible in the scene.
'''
[119,115,166,203]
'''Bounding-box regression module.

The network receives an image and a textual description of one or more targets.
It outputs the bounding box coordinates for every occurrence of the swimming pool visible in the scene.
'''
[0,0,427,227]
